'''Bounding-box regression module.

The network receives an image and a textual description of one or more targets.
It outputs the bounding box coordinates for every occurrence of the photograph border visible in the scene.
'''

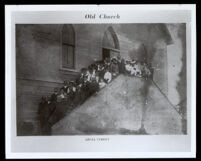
[5,4,196,158]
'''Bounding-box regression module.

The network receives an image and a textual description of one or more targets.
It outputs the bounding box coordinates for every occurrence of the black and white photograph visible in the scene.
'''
[5,5,196,158]
[16,23,187,136]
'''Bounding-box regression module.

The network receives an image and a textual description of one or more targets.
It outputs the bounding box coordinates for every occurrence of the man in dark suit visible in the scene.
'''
[110,57,119,77]
[50,88,59,104]
[120,58,126,74]
[61,80,69,94]
[67,81,76,106]
[117,55,122,73]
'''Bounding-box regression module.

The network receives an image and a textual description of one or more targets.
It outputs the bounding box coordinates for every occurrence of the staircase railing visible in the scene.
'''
[151,79,182,118]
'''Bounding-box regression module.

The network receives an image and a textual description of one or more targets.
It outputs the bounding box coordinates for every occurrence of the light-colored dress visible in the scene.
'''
[104,71,112,83]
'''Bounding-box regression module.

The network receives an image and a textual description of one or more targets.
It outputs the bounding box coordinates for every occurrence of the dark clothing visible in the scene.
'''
[61,86,69,94]
[88,81,99,95]
[117,61,122,73]
[99,69,105,79]
[68,87,75,99]
[76,77,84,85]
[76,73,85,84]
[73,88,82,107]
[50,93,58,104]
[38,102,54,135]
[81,82,91,101]
[110,63,119,75]
[120,60,126,74]
[78,84,87,104]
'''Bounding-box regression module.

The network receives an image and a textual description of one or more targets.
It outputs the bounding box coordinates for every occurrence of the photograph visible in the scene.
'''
[5,4,196,158]
[16,23,187,136]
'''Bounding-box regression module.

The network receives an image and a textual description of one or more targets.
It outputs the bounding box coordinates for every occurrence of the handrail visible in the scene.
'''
[151,79,182,118]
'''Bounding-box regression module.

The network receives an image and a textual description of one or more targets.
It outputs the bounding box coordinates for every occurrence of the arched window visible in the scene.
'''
[102,26,120,60]
[61,24,75,69]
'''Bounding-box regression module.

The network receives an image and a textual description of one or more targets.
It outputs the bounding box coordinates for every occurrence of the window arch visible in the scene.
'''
[102,26,120,50]
[61,24,75,69]
[102,26,120,60]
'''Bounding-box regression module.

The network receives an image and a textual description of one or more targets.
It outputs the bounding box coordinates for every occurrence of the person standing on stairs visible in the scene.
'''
[68,81,77,107]
[110,57,119,77]
[81,68,91,101]
[117,55,122,73]
[120,58,126,74]
[99,78,106,89]
[93,70,100,93]
[98,64,105,80]
[125,60,132,75]
[104,68,112,83]
[104,57,111,69]
[57,88,67,102]
[50,88,59,104]
[61,80,69,94]
[73,83,82,106]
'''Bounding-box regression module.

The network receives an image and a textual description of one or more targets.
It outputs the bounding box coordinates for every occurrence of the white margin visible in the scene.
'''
[5,4,196,159]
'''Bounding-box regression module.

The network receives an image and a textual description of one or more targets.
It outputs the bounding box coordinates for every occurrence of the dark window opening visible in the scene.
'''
[102,26,120,61]
[61,25,75,69]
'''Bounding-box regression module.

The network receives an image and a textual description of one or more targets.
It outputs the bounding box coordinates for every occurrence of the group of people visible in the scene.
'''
[40,56,153,106]
[124,59,152,79]
[38,55,153,134]
[39,56,121,107]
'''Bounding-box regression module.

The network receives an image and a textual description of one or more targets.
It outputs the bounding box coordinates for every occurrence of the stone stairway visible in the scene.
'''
[51,74,182,135]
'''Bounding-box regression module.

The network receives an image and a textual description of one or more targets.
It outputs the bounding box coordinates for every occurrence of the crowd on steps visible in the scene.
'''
[38,56,153,135]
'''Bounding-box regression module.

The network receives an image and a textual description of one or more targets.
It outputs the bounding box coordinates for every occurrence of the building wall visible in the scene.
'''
[16,24,171,135]
[166,24,186,106]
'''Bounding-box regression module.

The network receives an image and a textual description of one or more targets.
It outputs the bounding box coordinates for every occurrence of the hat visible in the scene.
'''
[69,80,74,84]
[131,60,136,63]
[112,57,117,61]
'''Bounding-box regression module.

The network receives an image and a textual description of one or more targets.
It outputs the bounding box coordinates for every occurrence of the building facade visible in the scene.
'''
[16,24,172,135]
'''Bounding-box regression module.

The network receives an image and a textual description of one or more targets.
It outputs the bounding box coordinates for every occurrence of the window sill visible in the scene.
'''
[59,67,80,75]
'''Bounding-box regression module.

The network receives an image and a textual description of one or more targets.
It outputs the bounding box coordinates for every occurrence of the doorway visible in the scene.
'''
[102,48,111,60]
[102,26,120,61]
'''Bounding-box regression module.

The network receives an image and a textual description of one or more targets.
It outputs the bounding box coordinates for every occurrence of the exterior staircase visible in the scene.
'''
[51,74,182,135]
